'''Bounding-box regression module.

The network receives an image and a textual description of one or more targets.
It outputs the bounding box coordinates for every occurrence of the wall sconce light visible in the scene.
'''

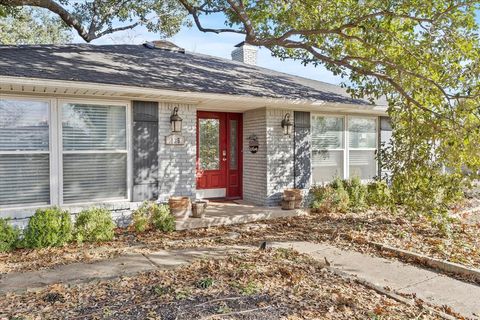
[170,107,183,133]
[281,113,293,136]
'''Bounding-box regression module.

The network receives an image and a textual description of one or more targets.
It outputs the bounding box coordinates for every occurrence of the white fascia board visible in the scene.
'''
[0,76,388,115]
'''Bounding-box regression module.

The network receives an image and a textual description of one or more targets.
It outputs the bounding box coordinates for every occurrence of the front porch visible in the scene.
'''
[175,200,308,230]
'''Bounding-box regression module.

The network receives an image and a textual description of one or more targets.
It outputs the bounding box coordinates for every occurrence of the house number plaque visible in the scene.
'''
[166,134,185,145]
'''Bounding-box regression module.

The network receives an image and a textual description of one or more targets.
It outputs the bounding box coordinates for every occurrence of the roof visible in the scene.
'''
[0,44,373,105]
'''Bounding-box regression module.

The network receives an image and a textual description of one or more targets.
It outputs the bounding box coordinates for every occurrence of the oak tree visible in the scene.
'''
[0,7,72,44]
[0,0,187,42]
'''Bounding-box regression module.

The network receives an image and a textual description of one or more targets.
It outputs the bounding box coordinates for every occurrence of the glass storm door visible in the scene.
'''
[196,111,242,198]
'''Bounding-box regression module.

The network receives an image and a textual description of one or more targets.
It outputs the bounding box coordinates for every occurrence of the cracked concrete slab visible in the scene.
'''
[271,241,480,319]
[0,246,249,294]
[401,274,480,317]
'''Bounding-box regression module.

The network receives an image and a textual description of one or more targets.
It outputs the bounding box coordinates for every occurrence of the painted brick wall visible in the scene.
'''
[158,102,197,201]
[242,107,268,205]
[265,108,295,206]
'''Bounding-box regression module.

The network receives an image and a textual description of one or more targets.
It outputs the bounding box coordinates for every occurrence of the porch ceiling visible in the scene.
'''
[0,76,388,115]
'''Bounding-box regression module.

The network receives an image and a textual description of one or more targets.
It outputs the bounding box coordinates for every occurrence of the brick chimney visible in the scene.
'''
[231,42,257,65]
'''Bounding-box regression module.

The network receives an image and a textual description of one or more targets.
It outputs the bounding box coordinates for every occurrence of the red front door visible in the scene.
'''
[196,111,242,198]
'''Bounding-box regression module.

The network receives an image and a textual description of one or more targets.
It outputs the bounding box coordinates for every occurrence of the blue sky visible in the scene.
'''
[78,14,342,85]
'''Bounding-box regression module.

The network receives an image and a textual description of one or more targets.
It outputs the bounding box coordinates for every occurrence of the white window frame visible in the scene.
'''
[310,114,347,183]
[0,95,56,209]
[346,115,378,181]
[58,98,132,206]
[310,113,379,184]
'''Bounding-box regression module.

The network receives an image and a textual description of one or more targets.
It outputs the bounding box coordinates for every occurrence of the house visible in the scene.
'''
[0,41,390,224]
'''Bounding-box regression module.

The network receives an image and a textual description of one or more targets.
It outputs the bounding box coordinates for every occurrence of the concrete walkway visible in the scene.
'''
[271,241,480,319]
[0,246,248,294]
[1,241,479,319]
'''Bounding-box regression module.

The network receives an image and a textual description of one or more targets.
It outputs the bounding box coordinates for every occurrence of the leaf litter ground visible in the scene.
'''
[1,203,479,275]
[0,249,443,319]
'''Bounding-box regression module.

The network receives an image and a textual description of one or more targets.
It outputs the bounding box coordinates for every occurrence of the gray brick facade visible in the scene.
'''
[158,102,197,201]
[242,108,268,205]
[242,107,296,206]
[266,109,295,206]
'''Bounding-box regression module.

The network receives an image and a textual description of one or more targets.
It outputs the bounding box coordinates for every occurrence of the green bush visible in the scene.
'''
[151,203,175,232]
[131,203,150,233]
[310,183,349,213]
[74,208,116,243]
[131,202,175,233]
[0,218,20,252]
[23,207,72,248]
[366,180,393,208]
[344,176,367,211]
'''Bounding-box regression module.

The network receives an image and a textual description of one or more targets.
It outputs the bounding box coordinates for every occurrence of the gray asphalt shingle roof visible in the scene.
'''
[0,44,370,105]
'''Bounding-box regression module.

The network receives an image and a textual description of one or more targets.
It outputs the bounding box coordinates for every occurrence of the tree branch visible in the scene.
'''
[177,0,244,34]
[0,0,90,41]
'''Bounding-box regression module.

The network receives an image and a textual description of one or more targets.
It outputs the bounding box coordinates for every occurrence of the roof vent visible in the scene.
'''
[231,41,257,65]
[143,40,185,54]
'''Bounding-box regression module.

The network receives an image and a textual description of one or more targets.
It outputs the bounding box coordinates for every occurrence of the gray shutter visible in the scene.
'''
[132,101,159,201]
[378,116,392,178]
[294,111,311,189]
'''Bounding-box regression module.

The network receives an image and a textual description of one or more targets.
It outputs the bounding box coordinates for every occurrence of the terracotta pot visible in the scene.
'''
[294,199,303,209]
[281,198,295,210]
[168,197,191,220]
[192,201,208,218]
[284,188,303,200]
[284,188,303,208]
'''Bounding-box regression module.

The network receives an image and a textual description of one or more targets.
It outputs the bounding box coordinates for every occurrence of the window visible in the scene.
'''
[348,117,377,180]
[311,114,378,183]
[311,115,344,183]
[62,103,127,203]
[0,98,50,206]
[198,118,220,170]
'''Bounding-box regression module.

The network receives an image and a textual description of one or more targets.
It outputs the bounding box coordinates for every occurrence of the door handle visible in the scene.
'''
[222,150,227,161]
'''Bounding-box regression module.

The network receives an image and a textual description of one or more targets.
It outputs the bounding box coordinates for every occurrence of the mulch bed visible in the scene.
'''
[0,250,443,319]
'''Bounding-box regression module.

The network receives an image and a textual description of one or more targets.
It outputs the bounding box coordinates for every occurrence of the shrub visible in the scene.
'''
[366,180,393,208]
[23,207,72,248]
[310,183,349,213]
[131,203,150,233]
[0,218,20,252]
[344,176,367,211]
[131,202,175,233]
[74,208,116,243]
[151,203,175,232]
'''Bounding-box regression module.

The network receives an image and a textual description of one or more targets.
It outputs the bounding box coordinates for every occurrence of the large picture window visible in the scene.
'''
[311,115,344,183]
[62,103,127,204]
[311,114,378,183]
[0,99,50,206]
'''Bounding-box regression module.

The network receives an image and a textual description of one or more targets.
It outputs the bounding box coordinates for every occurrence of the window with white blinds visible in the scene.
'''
[62,103,127,204]
[311,115,344,183]
[311,115,378,183]
[0,99,50,206]
[348,117,377,180]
